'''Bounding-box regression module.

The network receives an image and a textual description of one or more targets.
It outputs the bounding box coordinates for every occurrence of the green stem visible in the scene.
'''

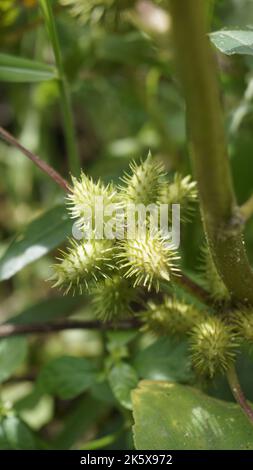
[81,427,125,450]
[39,0,80,175]
[170,0,253,304]
[173,272,212,307]
[227,364,253,426]
[206,0,216,28]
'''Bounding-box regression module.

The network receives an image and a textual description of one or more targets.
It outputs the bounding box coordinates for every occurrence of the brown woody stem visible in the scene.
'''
[173,273,212,306]
[227,364,253,426]
[0,126,69,192]
[0,320,140,339]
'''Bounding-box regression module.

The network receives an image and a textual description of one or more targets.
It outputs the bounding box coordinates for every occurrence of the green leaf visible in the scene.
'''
[91,380,116,405]
[0,337,27,383]
[132,381,253,450]
[106,331,138,362]
[0,53,57,82]
[0,423,12,450]
[210,30,253,56]
[108,362,138,410]
[39,0,62,73]
[53,396,107,449]
[1,416,37,450]
[133,337,194,383]
[95,32,156,65]
[0,205,72,281]
[8,296,82,325]
[106,331,138,349]
[38,356,98,399]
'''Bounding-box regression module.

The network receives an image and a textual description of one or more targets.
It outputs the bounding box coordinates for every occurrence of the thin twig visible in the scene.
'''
[174,273,212,306]
[240,194,253,222]
[227,364,253,426]
[0,126,69,192]
[5,374,36,383]
[0,320,140,338]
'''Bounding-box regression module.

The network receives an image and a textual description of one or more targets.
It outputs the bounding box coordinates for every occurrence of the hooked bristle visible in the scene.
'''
[119,153,167,206]
[51,239,116,295]
[118,231,180,292]
[231,308,253,345]
[67,172,120,233]
[91,275,139,322]
[190,317,238,378]
[141,296,205,337]
[159,173,197,223]
[200,245,230,302]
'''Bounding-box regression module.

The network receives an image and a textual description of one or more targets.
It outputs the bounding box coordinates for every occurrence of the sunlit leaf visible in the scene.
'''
[210,30,253,56]
[133,381,253,450]
[0,205,72,281]
[1,416,37,450]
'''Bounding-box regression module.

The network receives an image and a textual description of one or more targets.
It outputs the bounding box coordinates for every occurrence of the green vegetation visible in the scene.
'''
[1,0,253,450]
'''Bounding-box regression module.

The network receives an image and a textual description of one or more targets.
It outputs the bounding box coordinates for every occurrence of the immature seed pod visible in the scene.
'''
[118,232,180,292]
[231,309,253,344]
[51,239,116,294]
[119,153,166,206]
[92,275,139,322]
[67,172,119,232]
[159,173,197,223]
[190,317,238,378]
[141,296,205,337]
[201,245,230,302]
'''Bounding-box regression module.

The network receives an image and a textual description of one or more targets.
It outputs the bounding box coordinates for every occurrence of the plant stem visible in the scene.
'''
[0,126,69,191]
[206,0,216,28]
[39,0,80,175]
[81,427,125,450]
[0,320,140,339]
[173,273,212,306]
[170,0,253,304]
[227,364,253,426]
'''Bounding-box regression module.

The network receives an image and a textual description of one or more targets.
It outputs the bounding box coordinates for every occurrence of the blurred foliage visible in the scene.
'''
[1,0,253,450]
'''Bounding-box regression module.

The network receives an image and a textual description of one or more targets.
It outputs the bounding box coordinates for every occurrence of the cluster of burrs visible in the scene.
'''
[51,153,197,316]
[142,247,253,379]
[51,153,253,379]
